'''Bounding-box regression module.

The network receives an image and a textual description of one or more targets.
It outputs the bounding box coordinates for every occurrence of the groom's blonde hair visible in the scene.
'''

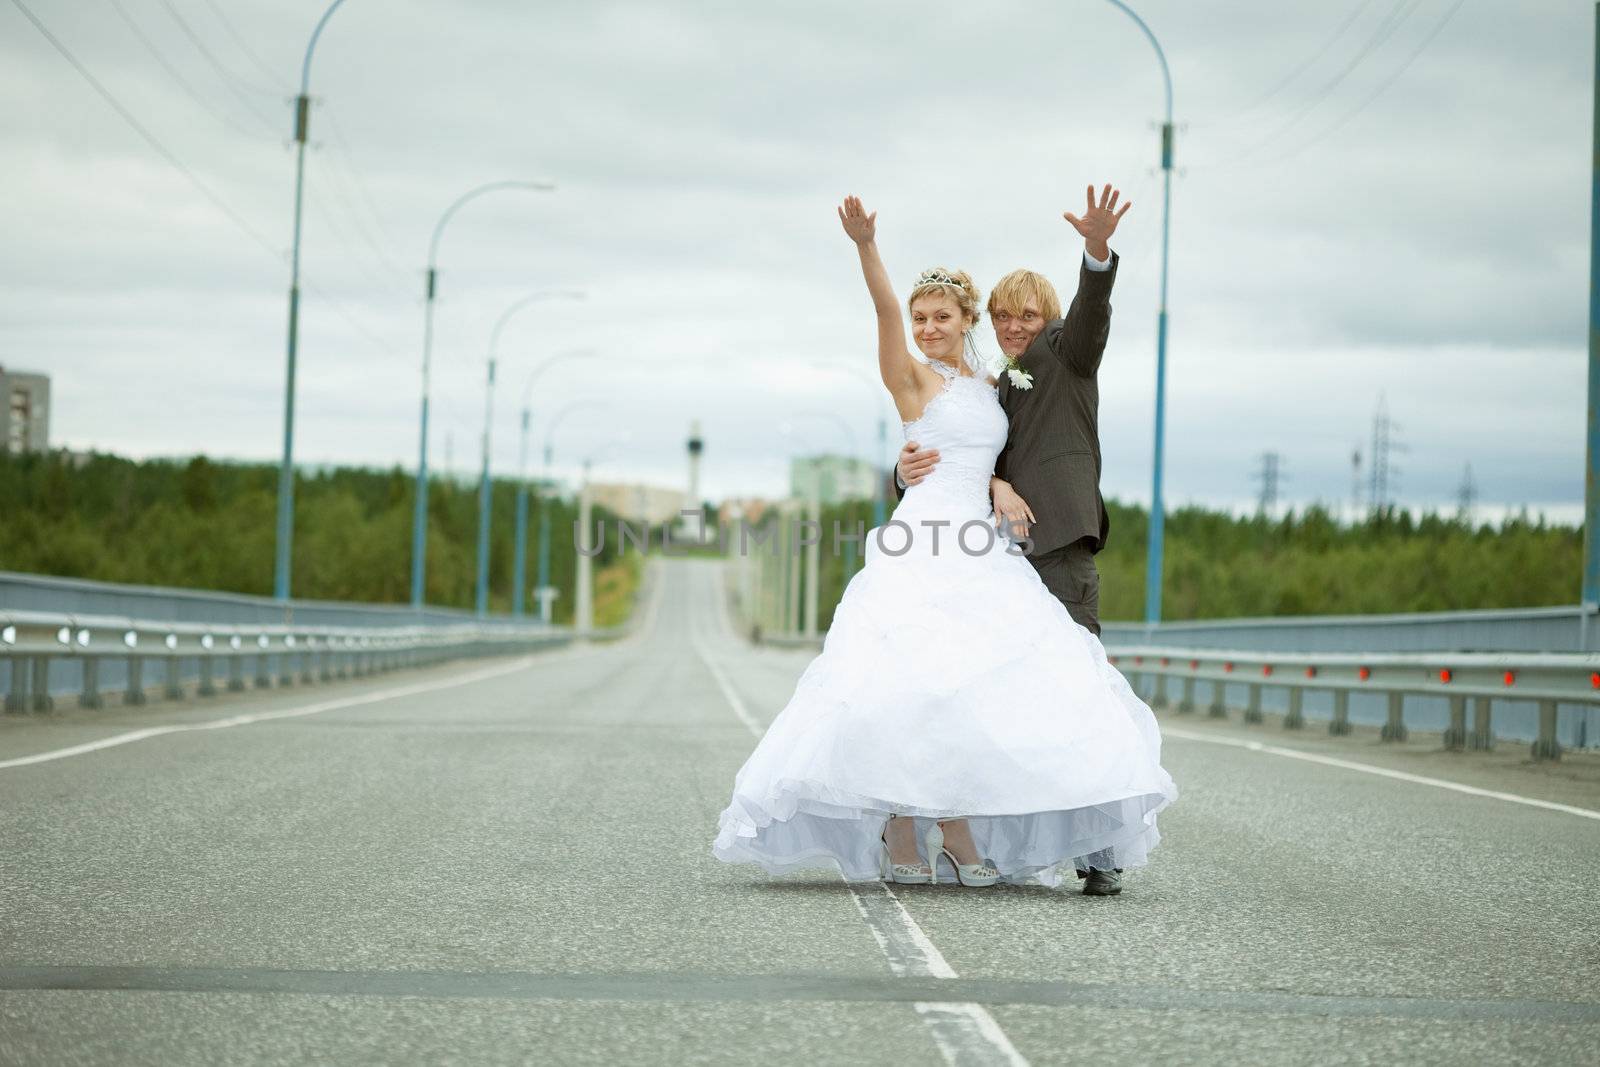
[987,269,1061,321]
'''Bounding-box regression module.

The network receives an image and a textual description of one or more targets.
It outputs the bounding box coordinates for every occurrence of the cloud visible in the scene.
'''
[0,0,1589,516]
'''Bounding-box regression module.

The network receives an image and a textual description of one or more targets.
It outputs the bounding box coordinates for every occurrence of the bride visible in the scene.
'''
[711,196,1177,890]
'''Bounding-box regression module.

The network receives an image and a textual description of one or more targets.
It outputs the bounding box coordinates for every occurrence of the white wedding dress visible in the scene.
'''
[713,357,1177,886]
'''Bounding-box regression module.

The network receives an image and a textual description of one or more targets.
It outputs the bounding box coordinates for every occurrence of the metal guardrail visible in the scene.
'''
[1101,604,1594,654]
[1109,645,1600,761]
[0,609,584,713]
[0,561,657,710]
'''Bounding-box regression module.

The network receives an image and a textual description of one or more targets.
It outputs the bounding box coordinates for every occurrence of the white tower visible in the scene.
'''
[685,419,705,540]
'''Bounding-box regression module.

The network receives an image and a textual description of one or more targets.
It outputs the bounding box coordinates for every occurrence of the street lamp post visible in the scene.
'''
[532,399,610,621]
[507,350,598,617]
[410,179,554,609]
[274,0,347,603]
[1104,0,1175,626]
[474,292,585,617]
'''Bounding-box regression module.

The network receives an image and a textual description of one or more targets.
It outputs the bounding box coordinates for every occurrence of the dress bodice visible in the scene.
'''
[899,358,1008,520]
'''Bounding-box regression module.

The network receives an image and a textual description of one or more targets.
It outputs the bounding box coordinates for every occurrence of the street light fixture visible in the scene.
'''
[410,179,555,608]
[274,0,347,602]
[1104,0,1176,625]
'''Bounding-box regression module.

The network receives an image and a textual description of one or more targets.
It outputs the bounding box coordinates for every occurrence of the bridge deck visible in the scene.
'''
[2,560,1597,1065]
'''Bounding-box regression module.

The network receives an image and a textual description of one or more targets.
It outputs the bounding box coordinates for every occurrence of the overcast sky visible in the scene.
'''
[1,0,1589,520]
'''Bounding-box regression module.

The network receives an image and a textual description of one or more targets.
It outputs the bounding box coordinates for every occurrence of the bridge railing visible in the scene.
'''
[1110,645,1600,761]
[0,608,578,713]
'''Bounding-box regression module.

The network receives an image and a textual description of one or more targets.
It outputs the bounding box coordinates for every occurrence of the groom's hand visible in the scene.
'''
[897,441,939,487]
[1064,183,1131,262]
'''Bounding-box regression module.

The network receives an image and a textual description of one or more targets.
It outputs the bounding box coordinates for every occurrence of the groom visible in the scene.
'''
[894,183,1130,894]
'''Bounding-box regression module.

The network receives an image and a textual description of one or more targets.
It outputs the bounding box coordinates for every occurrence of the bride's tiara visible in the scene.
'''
[914,268,963,288]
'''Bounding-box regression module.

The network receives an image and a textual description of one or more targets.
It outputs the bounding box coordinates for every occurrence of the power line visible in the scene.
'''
[10,0,402,363]
[198,0,287,94]
[156,0,281,134]
[103,0,257,138]
[8,0,283,260]
[1258,0,1470,167]
[320,103,410,268]
[1205,0,1378,127]
[1224,0,1426,164]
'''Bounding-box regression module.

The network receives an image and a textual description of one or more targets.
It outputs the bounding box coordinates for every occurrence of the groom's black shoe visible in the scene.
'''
[1080,868,1123,896]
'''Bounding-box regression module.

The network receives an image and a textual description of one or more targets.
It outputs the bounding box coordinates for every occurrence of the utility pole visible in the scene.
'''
[1253,451,1283,516]
[1349,447,1363,523]
[1456,462,1478,525]
[274,0,347,602]
[1584,1,1600,608]
[1368,395,1405,513]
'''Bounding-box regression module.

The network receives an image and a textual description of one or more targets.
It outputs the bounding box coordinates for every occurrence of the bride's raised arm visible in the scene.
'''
[837,196,919,400]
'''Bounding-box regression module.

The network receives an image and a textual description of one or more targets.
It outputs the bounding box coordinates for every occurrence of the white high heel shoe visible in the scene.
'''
[924,821,1000,887]
[880,816,932,883]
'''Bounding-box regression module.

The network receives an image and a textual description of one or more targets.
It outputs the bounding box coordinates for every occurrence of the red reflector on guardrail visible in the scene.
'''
[1135,656,1143,665]
[1358,667,1371,681]
[1503,671,1515,686]
[1262,665,1273,676]
[1305,667,1317,678]
[1161,657,1170,666]
[1224,662,1234,673]
[1439,669,1452,683]
[1591,673,1600,690]
[1190,659,1199,670]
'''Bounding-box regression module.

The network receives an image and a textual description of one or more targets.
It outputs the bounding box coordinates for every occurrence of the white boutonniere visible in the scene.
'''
[1003,356,1033,390]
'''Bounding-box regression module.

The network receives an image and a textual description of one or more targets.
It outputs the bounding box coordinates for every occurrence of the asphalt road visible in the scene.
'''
[2,558,1597,1065]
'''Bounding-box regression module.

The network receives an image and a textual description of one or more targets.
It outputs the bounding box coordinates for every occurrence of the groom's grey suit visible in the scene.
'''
[994,252,1118,634]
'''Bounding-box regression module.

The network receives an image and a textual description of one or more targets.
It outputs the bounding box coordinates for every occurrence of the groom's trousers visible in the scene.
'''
[1029,536,1101,635]
[1032,536,1119,874]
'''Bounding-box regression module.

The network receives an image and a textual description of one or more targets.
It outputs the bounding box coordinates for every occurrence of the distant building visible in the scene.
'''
[589,481,688,526]
[0,367,49,453]
[789,454,877,505]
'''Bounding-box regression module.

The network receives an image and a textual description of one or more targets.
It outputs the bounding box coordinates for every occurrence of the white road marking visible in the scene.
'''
[0,656,540,771]
[697,564,1029,1067]
[1161,725,1600,822]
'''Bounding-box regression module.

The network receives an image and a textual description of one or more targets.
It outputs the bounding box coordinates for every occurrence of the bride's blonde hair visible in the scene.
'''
[907,267,981,330]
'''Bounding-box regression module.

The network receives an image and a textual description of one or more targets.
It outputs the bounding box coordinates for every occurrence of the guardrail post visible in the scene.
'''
[165,656,184,701]
[1469,697,1493,750]
[1153,673,1169,710]
[227,654,246,693]
[79,657,104,709]
[1532,700,1562,761]
[1284,686,1305,730]
[1243,683,1263,725]
[199,655,218,697]
[124,657,147,706]
[1381,691,1408,742]
[253,643,272,688]
[1329,690,1352,735]
[1207,680,1227,718]
[5,659,27,713]
[300,647,315,685]
[279,647,295,687]
[30,657,53,712]
[1443,695,1467,750]
[1177,675,1195,714]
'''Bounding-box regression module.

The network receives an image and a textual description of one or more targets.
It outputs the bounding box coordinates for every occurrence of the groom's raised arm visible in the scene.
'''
[1049,251,1117,379]
[1050,183,1130,378]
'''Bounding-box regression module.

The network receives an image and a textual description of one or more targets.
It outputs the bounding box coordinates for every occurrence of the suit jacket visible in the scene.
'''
[994,253,1118,557]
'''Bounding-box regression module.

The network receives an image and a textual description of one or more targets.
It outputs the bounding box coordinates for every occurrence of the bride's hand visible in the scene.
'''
[837,195,877,245]
[991,478,1035,538]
